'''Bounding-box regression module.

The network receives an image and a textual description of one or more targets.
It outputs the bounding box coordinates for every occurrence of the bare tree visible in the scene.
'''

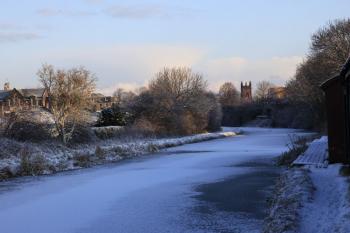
[38,65,96,144]
[149,67,207,105]
[133,67,218,135]
[255,81,275,101]
[218,82,240,107]
[286,19,350,129]
[113,88,135,108]
[37,64,55,107]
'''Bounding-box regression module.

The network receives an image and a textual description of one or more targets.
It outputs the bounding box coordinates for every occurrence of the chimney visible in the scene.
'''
[4,82,10,91]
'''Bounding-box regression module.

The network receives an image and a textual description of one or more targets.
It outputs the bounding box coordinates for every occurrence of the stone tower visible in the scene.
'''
[241,81,252,103]
[4,82,10,91]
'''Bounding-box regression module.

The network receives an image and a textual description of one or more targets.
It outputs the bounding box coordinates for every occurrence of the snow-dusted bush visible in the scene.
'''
[4,111,55,142]
[92,126,124,139]
[263,169,314,233]
[73,152,94,168]
[19,147,49,176]
[95,146,106,160]
[70,124,98,144]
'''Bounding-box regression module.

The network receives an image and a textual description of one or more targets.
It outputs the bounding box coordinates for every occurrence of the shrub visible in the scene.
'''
[4,112,54,142]
[19,147,48,176]
[95,146,106,160]
[73,152,93,168]
[132,118,157,136]
[96,106,132,127]
[69,124,97,144]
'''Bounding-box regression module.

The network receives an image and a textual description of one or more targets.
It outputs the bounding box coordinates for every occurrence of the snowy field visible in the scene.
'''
[0,127,309,233]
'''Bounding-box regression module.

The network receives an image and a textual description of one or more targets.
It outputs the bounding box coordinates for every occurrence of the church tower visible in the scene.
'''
[241,81,252,103]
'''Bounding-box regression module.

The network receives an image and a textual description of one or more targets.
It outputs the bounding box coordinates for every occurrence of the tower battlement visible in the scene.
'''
[241,81,252,103]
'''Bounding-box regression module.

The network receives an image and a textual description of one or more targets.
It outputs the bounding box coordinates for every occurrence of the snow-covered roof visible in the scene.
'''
[0,90,11,101]
[19,88,45,98]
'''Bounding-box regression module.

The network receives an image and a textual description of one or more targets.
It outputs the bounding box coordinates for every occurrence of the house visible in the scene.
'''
[19,88,49,109]
[0,83,50,117]
[0,81,117,116]
[0,87,28,116]
[321,57,350,164]
[268,87,286,100]
[90,93,116,112]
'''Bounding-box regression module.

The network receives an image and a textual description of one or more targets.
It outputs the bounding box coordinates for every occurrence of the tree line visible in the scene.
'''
[286,19,350,131]
[3,18,348,144]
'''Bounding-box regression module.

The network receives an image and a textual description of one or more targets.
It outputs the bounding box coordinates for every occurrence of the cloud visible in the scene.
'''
[97,82,143,96]
[0,22,42,43]
[31,44,204,93]
[0,32,41,43]
[0,23,24,30]
[104,4,192,19]
[5,41,301,94]
[83,0,104,4]
[37,8,97,17]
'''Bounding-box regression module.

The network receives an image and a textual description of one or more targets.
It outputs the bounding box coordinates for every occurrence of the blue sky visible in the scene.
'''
[0,0,349,94]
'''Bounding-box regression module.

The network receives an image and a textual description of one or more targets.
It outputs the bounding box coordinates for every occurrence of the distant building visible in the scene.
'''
[90,93,116,112]
[19,88,49,109]
[0,83,49,117]
[241,81,252,103]
[267,87,286,100]
[0,87,27,116]
[0,82,118,116]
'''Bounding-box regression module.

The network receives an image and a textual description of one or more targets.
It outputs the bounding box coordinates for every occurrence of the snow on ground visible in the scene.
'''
[266,135,350,233]
[263,168,314,233]
[0,127,305,233]
[299,164,350,233]
[0,130,236,179]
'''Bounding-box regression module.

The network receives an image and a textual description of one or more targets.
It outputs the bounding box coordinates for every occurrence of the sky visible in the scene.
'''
[0,0,350,94]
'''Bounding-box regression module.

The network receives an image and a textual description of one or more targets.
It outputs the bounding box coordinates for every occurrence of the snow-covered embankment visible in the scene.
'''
[264,136,350,233]
[0,131,236,180]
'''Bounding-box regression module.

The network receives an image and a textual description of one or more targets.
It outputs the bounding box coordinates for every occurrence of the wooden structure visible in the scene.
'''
[321,58,350,164]
[293,136,328,167]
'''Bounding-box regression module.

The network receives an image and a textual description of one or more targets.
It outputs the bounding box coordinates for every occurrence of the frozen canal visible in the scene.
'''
[0,128,307,233]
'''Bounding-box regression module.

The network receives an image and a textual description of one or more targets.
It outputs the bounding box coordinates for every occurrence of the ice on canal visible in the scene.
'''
[0,128,309,233]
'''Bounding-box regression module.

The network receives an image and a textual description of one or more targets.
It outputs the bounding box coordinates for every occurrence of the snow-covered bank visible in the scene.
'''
[0,131,236,180]
[263,168,314,233]
[299,165,350,233]
[265,134,350,233]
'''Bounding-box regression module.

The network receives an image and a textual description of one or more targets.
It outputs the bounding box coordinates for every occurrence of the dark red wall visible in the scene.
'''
[322,76,347,163]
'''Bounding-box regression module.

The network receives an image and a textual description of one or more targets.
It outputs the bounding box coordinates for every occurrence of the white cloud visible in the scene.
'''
[3,41,302,94]
[83,0,104,4]
[97,82,144,96]
[37,8,97,17]
[32,44,204,93]
[104,4,192,19]
[0,32,41,43]
[0,23,24,30]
